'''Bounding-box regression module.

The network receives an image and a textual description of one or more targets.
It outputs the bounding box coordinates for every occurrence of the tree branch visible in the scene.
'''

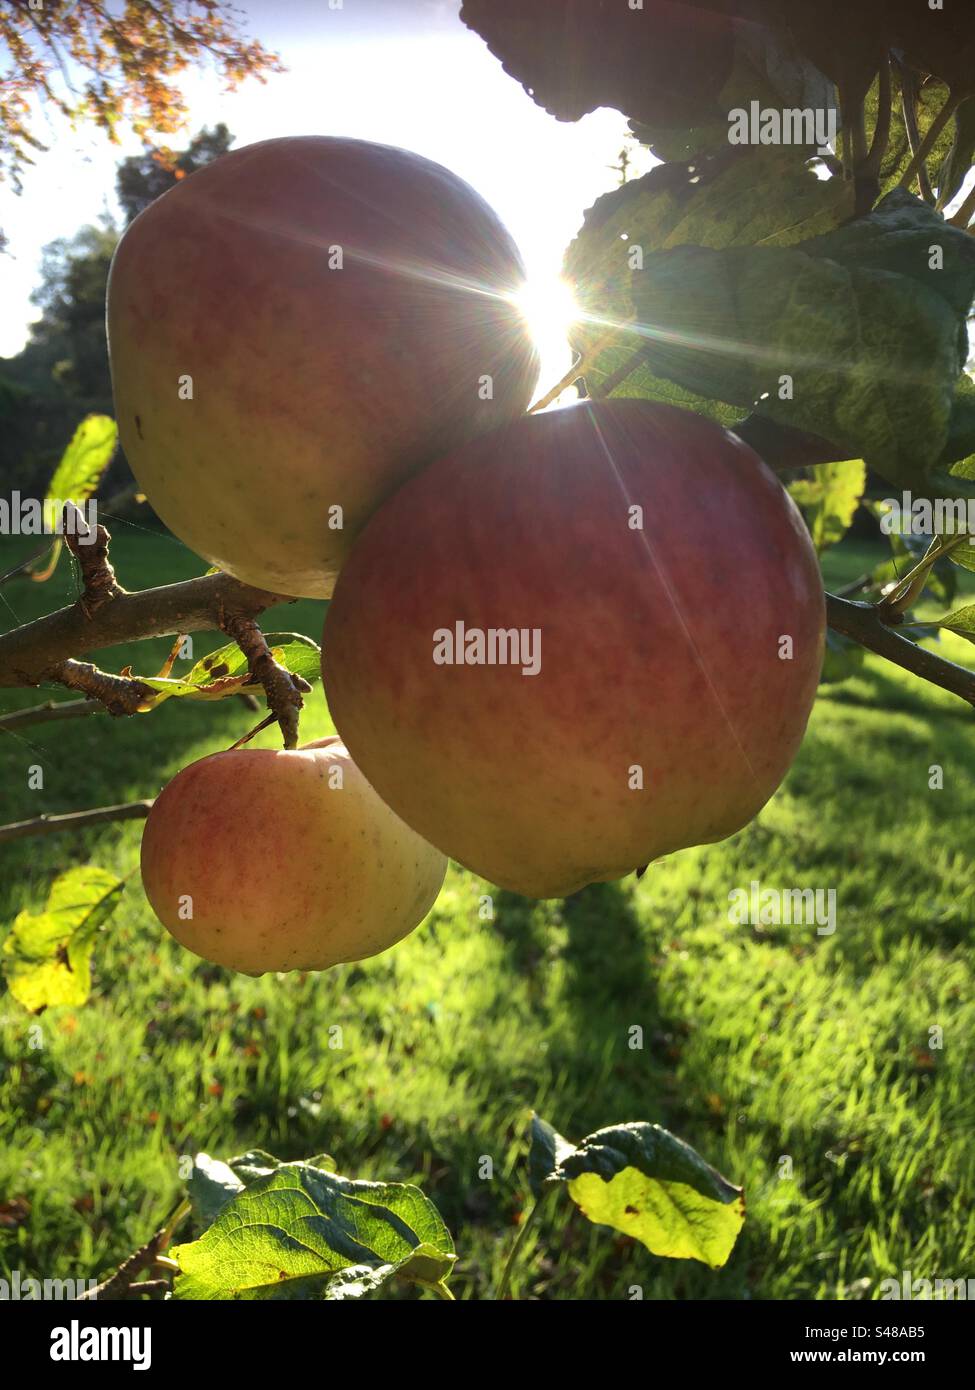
[897,61,935,204]
[0,697,105,731]
[0,569,294,688]
[64,506,123,614]
[0,800,154,844]
[220,613,310,749]
[899,84,957,202]
[45,658,155,715]
[76,1224,167,1302]
[0,688,260,734]
[826,593,975,707]
[860,55,892,187]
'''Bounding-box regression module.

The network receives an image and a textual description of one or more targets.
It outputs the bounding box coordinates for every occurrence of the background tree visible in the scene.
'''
[27,217,120,401]
[0,125,235,493]
[116,121,234,224]
[0,2,279,191]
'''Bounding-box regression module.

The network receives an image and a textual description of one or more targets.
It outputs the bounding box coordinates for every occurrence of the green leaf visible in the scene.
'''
[569,186,975,495]
[184,635,319,690]
[531,1118,744,1269]
[802,189,975,336]
[322,1263,396,1300]
[186,1148,338,1227]
[460,0,735,136]
[944,376,975,470]
[820,629,866,684]
[564,152,852,409]
[938,602,975,645]
[130,634,323,711]
[788,458,866,551]
[27,415,117,581]
[321,1245,452,1300]
[42,414,117,531]
[856,523,958,607]
[186,1154,244,1227]
[528,1113,577,1199]
[632,23,836,164]
[630,236,964,495]
[1,867,123,1013]
[228,1149,336,1183]
[172,1162,454,1300]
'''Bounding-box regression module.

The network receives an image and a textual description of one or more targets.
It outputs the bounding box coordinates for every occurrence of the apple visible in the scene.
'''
[140,737,447,973]
[321,399,825,899]
[107,136,539,598]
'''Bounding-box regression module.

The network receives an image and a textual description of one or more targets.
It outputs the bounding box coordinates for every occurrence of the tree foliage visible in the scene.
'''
[0,0,280,190]
[116,121,234,223]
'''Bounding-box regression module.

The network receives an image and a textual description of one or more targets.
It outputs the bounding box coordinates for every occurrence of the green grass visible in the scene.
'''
[0,527,973,1299]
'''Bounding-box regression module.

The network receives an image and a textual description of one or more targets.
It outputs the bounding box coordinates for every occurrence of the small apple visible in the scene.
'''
[322,399,825,898]
[108,135,538,598]
[140,737,447,973]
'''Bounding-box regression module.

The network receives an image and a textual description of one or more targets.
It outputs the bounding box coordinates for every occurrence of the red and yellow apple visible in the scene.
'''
[108,135,538,598]
[141,737,447,973]
[322,399,825,898]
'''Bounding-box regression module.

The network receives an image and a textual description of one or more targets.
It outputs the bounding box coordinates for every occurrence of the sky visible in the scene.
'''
[0,0,651,389]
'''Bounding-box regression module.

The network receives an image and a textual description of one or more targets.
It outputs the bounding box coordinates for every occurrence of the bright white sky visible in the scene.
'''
[0,0,653,391]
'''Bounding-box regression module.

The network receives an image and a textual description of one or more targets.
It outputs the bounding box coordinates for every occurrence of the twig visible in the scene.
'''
[121,1279,169,1298]
[860,56,892,189]
[899,88,959,200]
[220,613,310,749]
[0,800,154,844]
[227,711,277,749]
[949,178,975,229]
[63,505,123,614]
[76,1226,166,1301]
[529,321,634,414]
[0,541,54,587]
[0,697,104,731]
[897,62,934,202]
[74,1199,190,1301]
[840,80,871,212]
[586,346,647,401]
[826,593,975,707]
[0,688,261,733]
[45,658,155,715]
[834,572,875,599]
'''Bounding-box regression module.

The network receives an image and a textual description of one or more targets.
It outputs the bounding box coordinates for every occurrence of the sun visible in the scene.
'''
[512,275,580,354]
[510,275,581,408]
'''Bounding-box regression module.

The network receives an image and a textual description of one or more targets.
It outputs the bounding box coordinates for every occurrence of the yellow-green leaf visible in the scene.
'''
[568,1168,744,1268]
[529,1116,744,1269]
[2,866,123,1012]
[43,414,118,529]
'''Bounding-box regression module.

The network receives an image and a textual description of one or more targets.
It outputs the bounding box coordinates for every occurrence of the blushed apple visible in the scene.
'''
[321,399,825,898]
[141,737,447,973]
[108,135,538,598]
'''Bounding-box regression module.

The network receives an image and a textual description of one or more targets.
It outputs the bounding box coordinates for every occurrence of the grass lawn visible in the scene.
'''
[1,523,973,1299]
